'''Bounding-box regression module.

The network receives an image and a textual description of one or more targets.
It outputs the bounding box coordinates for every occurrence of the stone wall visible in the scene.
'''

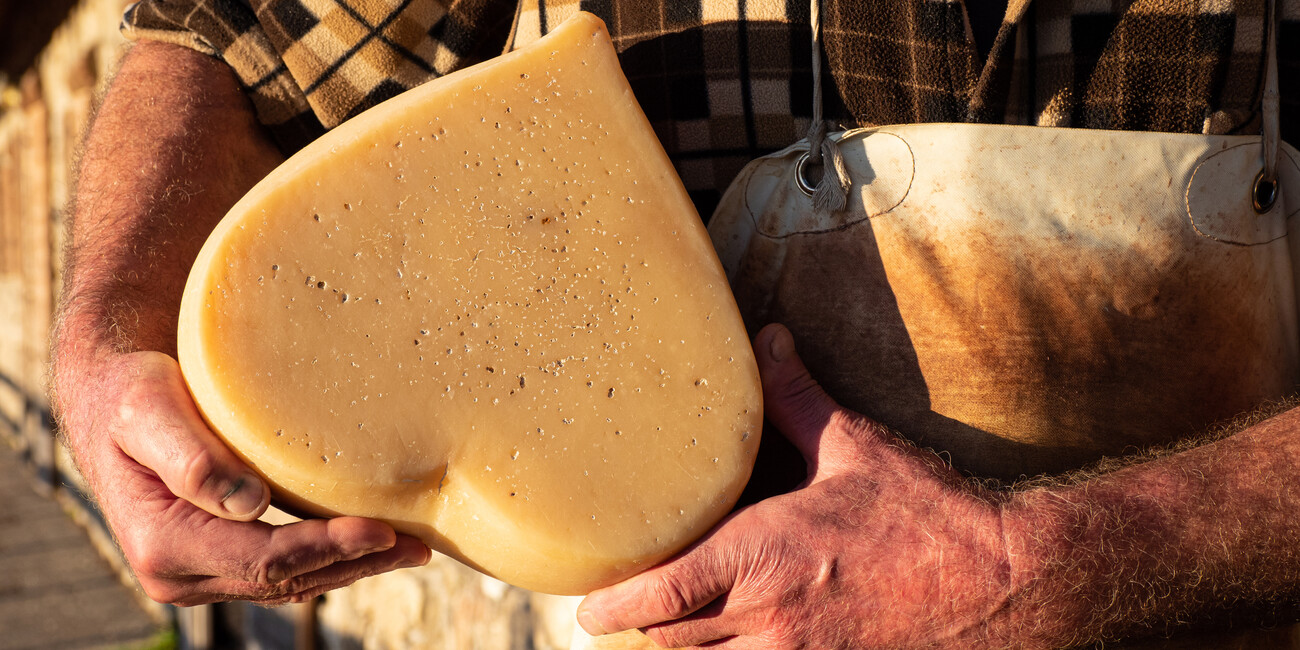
[0,0,120,484]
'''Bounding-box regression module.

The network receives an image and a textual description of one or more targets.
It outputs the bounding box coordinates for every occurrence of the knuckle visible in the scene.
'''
[114,399,137,427]
[278,571,333,596]
[114,381,148,426]
[136,576,185,605]
[248,556,284,585]
[278,576,305,594]
[121,537,190,606]
[183,448,223,499]
[646,573,693,620]
[121,535,168,581]
[113,360,169,425]
[286,589,322,604]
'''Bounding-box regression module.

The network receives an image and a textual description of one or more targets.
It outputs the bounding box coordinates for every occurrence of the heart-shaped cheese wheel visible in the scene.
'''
[177,11,762,595]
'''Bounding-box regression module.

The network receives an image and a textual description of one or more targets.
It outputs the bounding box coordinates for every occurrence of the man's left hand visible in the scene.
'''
[577,323,1017,649]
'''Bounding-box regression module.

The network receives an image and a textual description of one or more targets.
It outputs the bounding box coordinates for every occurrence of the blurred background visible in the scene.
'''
[0,0,171,647]
[0,1,579,648]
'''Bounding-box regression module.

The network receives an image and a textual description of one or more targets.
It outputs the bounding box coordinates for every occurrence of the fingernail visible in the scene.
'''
[768,324,793,363]
[400,558,429,570]
[577,608,608,636]
[402,546,433,568]
[221,474,266,518]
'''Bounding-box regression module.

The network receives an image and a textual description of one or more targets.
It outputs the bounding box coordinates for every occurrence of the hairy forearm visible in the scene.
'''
[52,41,283,466]
[54,41,282,367]
[1005,406,1300,645]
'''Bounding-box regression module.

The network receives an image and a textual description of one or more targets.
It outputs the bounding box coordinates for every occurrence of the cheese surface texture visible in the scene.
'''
[177,12,761,595]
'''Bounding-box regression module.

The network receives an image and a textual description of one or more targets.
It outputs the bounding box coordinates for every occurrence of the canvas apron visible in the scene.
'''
[707,0,1300,482]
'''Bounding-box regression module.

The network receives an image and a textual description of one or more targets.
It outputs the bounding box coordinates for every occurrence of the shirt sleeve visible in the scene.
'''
[121,0,517,152]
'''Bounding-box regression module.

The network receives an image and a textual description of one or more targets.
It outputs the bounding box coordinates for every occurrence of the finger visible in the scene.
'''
[642,596,742,648]
[185,514,417,584]
[754,324,888,477]
[754,323,838,461]
[113,351,269,521]
[121,481,425,604]
[176,534,431,606]
[268,533,430,596]
[578,544,737,636]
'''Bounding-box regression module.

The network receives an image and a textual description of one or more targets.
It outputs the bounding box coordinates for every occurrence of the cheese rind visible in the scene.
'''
[177,12,762,595]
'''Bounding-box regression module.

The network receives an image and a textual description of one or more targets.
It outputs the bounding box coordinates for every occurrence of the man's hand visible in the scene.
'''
[52,41,429,606]
[579,323,1300,648]
[73,350,429,605]
[577,324,1015,649]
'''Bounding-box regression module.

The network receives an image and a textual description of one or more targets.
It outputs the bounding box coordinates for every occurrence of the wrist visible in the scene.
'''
[993,487,1104,649]
[49,308,162,466]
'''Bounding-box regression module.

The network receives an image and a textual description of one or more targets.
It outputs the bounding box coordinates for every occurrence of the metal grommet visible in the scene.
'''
[1254,169,1279,214]
[794,151,817,197]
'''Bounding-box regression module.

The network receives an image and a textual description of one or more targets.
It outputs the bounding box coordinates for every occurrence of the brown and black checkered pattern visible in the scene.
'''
[122,0,1300,217]
[122,0,517,150]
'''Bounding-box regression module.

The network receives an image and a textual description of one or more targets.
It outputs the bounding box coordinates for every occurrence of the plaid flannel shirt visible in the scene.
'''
[121,0,1299,216]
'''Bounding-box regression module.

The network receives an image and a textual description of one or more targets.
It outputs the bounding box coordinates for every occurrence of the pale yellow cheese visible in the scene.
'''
[177,12,762,595]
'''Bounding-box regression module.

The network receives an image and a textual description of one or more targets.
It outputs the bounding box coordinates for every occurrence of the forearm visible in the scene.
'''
[54,40,282,366]
[52,41,283,445]
[1005,407,1300,645]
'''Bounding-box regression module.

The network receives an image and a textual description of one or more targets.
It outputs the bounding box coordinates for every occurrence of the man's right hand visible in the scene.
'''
[53,40,430,606]
[70,350,430,606]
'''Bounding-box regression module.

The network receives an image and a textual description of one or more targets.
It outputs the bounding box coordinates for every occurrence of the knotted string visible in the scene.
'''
[805,0,849,213]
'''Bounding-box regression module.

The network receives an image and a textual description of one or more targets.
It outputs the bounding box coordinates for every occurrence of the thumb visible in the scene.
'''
[577,542,736,636]
[754,323,844,466]
[111,351,270,521]
[756,323,889,480]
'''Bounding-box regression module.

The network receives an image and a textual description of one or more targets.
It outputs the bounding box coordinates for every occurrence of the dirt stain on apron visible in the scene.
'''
[711,123,1299,481]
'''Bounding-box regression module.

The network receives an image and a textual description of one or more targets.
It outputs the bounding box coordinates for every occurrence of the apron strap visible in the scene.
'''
[798,0,1281,213]
[803,0,850,213]
[1257,0,1282,212]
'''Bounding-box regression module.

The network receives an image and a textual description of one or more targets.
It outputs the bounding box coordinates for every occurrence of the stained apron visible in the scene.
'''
[693,3,1300,647]
[708,124,1300,480]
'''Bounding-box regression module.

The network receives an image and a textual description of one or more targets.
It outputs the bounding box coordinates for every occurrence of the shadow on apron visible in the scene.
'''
[711,124,1300,481]
[707,0,1299,483]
